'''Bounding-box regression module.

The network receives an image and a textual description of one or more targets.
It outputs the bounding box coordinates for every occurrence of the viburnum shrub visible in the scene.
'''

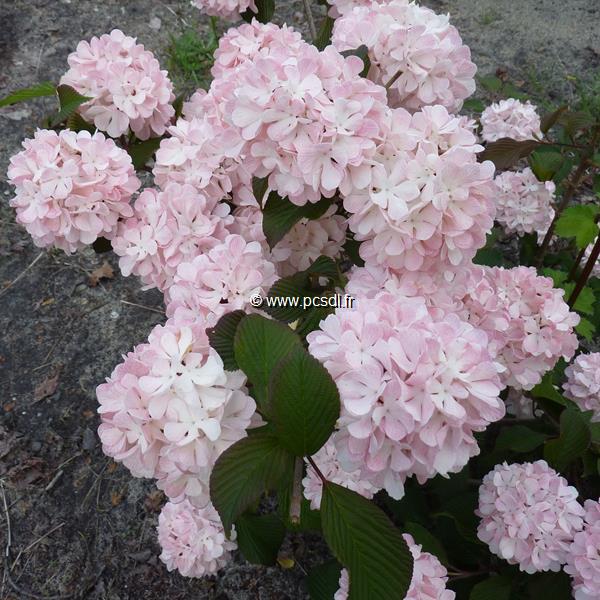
[4,0,600,597]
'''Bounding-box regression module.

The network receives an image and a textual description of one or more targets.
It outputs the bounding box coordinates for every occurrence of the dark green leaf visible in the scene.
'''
[494,425,547,453]
[235,513,286,565]
[295,304,335,337]
[241,0,274,22]
[527,571,572,599]
[473,247,505,267]
[65,112,95,133]
[262,191,333,249]
[479,138,541,170]
[321,483,413,599]
[540,106,567,134]
[576,317,595,340]
[263,273,309,322]
[462,98,485,113]
[173,93,185,119]
[530,372,567,405]
[270,346,340,456]
[50,84,92,126]
[252,176,269,204]
[340,45,371,78]
[403,522,448,566]
[207,310,247,371]
[233,314,302,413]
[128,137,163,170]
[307,560,343,600]
[544,407,591,471]
[315,16,335,51]
[479,75,502,92]
[343,236,364,267]
[469,576,512,600]
[210,430,294,535]
[0,81,56,108]
[555,205,600,249]
[559,110,595,136]
[528,149,564,181]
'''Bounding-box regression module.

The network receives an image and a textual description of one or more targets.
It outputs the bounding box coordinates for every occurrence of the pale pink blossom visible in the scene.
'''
[302,441,379,510]
[111,183,232,291]
[307,291,504,499]
[477,461,585,573]
[8,129,139,253]
[165,234,278,326]
[563,353,600,422]
[158,499,236,577]
[332,0,476,112]
[583,237,600,279]
[564,498,600,600]
[462,266,579,390]
[494,168,555,239]
[335,533,454,599]
[191,0,257,20]
[97,321,255,507]
[61,29,174,139]
[480,99,542,143]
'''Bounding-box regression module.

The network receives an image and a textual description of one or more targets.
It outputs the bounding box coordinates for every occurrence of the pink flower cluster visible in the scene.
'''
[477,461,585,574]
[61,29,175,139]
[97,321,255,507]
[158,499,236,577]
[332,0,476,112]
[343,105,495,273]
[565,499,600,600]
[480,99,542,143]
[494,168,555,239]
[335,533,454,599]
[165,234,278,326]
[307,290,505,499]
[111,183,232,291]
[191,0,256,20]
[461,266,580,390]
[563,353,600,422]
[8,129,139,253]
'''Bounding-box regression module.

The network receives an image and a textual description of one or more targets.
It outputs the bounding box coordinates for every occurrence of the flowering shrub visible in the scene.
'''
[3,0,600,597]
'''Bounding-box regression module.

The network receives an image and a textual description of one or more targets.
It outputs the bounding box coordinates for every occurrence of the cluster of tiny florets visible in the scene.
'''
[563,352,600,421]
[480,98,542,142]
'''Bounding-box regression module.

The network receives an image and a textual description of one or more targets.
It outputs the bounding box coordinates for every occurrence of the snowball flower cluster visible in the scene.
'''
[343,105,495,272]
[61,29,175,139]
[165,234,278,326]
[158,499,236,577]
[302,442,378,510]
[494,168,555,239]
[332,0,476,112]
[307,291,504,499]
[563,353,600,422]
[191,0,256,20]
[477,461,585,574]
[7,129,139,253]
[97,321,255,506]
[564,499,600,600]
[462,266,579,390]
[480,98,542,142]
[335,534,454,599]
[111,183,232,291]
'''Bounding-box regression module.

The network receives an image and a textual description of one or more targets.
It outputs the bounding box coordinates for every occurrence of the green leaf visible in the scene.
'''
[462,98,485,113]
[559,110,596,136]
[307,560,343,600]
[321,483,413,599]
[527,571,573,599]
[530,372,567,405]
[0,81,56,108]
[252,176,269,204]
[340,45,371,78]
[479,75,502,92]
[295,304,335,337]
[540,106,567,134]
[241,0,274,22]
[92,237,112,253]
[262,191,333,249]
[494,425,547,453]
[235,513,286,565]
[544,407,591,471]
[263,273,310,322]
[315,16,335,51]
[50,84,91,126]
[65,112,95,133]
[469,576,512,600]
[127,137,163,170]
[577,317,596,340]
[233,314,302,414]
[210,430,294,535]
[561,283,595,315]
[270,346,340,456]
[403,522,448,566]
[528,149,564,181]
[479,138,541,170]
[207,310,247,371]
[555,205,600,249]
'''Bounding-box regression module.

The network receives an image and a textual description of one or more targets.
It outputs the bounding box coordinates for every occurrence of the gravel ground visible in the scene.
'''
[0,1,598,599]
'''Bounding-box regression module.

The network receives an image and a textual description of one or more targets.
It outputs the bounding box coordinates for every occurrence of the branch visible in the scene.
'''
[289,458,303,525]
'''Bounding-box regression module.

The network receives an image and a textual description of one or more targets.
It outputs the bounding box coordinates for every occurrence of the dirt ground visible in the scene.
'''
[0,1,598,599]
